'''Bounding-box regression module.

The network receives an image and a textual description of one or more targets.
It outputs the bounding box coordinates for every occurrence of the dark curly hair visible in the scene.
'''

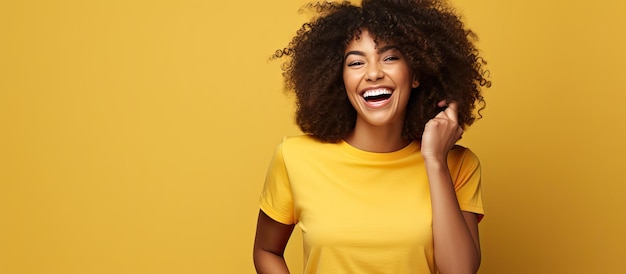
[274,0,491,142]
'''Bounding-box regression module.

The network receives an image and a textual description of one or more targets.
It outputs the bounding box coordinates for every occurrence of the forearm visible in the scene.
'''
[253,248,290,274]
[426,160,480,274]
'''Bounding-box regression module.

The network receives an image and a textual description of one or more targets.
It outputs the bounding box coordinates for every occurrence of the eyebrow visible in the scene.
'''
[344,45,401,61]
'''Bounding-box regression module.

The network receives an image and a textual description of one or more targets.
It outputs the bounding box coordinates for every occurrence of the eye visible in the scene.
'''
[347,60,365,67]
[383,55,400,62]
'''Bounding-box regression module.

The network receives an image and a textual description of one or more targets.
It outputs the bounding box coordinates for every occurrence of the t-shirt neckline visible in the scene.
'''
[339,140,420,161]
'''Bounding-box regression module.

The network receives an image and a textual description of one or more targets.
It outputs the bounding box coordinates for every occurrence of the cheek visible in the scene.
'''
[393,67,411,82]
[342,75,352,89]
[342,71,362,89]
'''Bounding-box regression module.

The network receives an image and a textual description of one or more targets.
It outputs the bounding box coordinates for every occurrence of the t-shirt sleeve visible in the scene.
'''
[259,140,296,225]
[449,147,485,221]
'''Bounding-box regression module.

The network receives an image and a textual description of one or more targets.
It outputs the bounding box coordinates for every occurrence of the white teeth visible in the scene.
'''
[363,88,392,98]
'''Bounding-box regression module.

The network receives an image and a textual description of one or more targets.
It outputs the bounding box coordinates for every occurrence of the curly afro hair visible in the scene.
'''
[273,0,491,142]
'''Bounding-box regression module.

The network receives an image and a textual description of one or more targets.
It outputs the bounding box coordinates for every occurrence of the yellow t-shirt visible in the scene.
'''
[260,135,484,274]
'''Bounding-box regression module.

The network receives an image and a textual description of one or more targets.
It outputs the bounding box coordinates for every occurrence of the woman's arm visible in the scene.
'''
[421,101,481,274]
[253,210,295,274]
[425,161,481,273]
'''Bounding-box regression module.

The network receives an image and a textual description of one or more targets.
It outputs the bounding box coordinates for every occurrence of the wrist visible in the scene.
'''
[423,156,449,170]
[423,155,447,165]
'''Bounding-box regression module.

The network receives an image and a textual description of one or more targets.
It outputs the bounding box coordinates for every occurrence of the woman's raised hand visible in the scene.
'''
[420,100,464,162]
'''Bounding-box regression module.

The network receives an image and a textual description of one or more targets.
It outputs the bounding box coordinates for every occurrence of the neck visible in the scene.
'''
[344,121,410,153]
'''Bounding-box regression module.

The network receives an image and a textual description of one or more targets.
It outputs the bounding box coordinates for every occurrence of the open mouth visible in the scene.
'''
[362,88,393,103]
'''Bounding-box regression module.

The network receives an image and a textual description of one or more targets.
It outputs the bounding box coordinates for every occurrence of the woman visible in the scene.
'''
[254,0,491,273]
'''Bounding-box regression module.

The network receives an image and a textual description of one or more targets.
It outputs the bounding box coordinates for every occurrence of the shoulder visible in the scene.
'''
[448,145,480,168]
[448,145,482,190]
[279,135,341,162]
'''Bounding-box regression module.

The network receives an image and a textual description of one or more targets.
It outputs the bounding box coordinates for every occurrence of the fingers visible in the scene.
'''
[435,100,459,123]
[422,101,464,160]
[445,101,459,123]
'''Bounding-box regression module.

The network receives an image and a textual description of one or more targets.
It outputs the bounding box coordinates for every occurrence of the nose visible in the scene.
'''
[366,62,383,81]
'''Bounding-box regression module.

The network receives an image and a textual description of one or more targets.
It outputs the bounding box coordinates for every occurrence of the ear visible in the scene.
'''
[411,76,420,88]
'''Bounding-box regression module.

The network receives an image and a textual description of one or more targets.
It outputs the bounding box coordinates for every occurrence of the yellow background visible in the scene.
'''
[1,0,625,273]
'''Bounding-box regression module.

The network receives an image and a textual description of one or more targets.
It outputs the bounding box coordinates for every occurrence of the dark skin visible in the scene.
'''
[421,101,481,274]
[253,210,294,274]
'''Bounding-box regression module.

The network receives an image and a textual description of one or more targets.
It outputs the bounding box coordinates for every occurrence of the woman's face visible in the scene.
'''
[343,29,419,129]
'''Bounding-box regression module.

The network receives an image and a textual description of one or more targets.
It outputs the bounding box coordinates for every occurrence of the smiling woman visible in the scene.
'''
[253,0,491,273]
[342,31,418,150]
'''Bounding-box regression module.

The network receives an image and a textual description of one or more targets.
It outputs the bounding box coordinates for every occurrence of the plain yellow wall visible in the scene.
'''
[1,0,625,273]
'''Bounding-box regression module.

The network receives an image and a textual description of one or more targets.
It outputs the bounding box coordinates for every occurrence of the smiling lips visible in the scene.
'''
[362,88,393,107]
